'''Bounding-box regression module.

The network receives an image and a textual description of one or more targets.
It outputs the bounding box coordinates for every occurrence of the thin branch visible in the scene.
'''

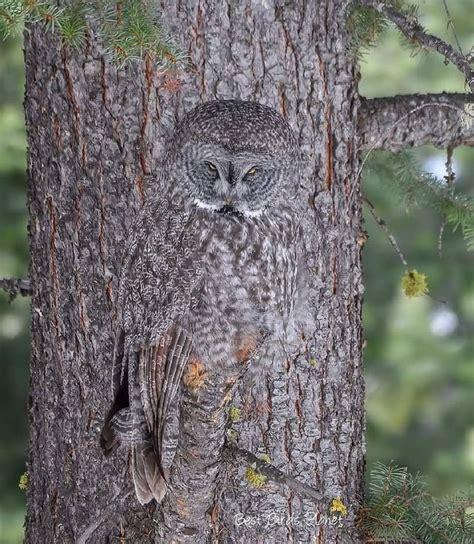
[438,145,455,256]
[0,278,31,300]
[359,93,474,152]
[441,0,463,56]
[363,197,408,267]
[224,442,322,504]
[438,220,446,257]
[355,0,474,93]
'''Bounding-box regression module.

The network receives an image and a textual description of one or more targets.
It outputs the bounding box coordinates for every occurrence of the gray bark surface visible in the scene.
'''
[25,1,365,542]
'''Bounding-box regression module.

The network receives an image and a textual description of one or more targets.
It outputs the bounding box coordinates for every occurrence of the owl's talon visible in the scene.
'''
[235,335,259,363]
[183,359,208,392]
[254,400,271,418]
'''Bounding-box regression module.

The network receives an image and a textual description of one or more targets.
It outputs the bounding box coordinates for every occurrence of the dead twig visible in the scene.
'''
[0,278,31,301]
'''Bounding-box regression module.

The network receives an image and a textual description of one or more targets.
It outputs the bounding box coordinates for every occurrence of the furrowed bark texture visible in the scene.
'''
[360,93,474,151]
[25,1,364,542]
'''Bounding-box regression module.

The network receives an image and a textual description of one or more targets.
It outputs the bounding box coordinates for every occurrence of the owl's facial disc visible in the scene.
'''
[192,161,265,218]
[185,144,283,218]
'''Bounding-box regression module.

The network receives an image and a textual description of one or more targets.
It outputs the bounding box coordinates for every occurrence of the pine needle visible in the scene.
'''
[0,0,188,69]
[359,462,474,543]
[364,150,474,251]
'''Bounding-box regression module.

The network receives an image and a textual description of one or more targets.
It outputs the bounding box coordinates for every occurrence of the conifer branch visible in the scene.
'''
[363,149,474,250]
[0,278,31,300]
[0,1,188,69]
[359,93,474,151]
[355,0,474,93]
[358,462,474,543]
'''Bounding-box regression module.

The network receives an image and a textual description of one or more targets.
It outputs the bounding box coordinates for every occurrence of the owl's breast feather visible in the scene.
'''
[193,210,299,326]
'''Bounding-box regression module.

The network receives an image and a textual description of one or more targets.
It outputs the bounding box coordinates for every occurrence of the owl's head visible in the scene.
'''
[164,100,301,218]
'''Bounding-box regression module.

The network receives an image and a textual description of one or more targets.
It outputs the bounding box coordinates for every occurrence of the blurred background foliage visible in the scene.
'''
[0,1,473,541]
[359,0,474,505]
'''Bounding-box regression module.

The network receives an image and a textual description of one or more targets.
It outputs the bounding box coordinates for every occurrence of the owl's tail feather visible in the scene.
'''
[101,407,167,504]
[132,444,168,504]
[100,407,137,455]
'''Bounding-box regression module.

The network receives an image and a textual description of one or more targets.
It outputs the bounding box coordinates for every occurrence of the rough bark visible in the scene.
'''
[359,93,474,151]
[25,1,362,542]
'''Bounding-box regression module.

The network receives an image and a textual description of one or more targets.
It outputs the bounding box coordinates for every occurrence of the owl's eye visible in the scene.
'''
[246,167,258,176]
[206,162,217,173]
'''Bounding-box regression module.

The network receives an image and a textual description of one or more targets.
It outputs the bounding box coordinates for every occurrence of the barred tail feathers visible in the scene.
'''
[131,444,168,504]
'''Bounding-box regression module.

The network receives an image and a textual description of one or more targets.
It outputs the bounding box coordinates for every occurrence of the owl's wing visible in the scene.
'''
[137,326,192,468]
[100,196,201,503]
[128,325,192,503]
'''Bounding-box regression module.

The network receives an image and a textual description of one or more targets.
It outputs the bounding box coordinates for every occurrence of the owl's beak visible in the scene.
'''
[217,204,242,217]
[219,196,241,217]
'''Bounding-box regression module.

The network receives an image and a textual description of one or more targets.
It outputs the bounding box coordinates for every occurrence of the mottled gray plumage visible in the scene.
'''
[101,100,307,504]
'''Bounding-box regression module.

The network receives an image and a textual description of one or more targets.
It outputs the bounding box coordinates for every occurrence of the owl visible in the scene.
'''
[101,100,307,504]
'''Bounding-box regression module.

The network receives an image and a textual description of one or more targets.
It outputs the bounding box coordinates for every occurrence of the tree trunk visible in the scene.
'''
[24,1,364,542]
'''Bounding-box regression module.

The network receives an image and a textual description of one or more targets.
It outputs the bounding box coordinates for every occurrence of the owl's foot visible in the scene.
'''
[183,359,208,392]
[254,399,271,418]
[235,335,259,363]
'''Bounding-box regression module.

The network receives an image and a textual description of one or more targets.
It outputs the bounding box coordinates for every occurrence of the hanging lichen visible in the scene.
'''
[401,269,429,298]
[18,471,29,491]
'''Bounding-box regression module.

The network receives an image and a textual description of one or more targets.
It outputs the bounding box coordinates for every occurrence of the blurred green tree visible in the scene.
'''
[0,34,29,544]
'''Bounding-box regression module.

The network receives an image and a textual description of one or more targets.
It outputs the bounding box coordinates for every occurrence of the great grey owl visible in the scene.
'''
[101,100,307,504]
